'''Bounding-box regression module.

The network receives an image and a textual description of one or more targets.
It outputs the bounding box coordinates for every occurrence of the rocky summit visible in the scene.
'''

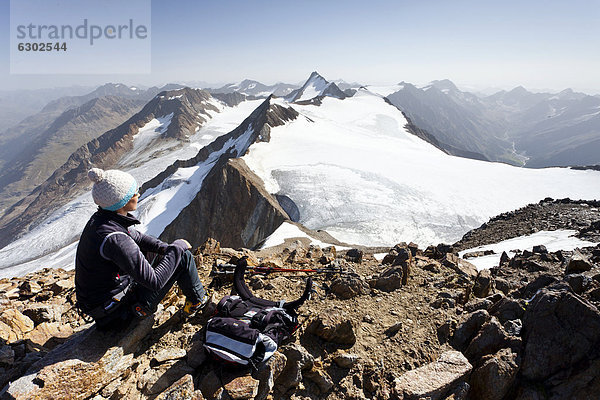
[1,202,600,399]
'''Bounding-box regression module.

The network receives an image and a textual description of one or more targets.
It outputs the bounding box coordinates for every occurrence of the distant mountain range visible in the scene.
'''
[0,83,190,215]
[208,80,298,97]
[1,72,598,279]
[382,80,600,167]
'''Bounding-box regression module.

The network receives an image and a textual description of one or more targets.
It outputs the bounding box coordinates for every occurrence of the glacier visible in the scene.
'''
[242,89,600,247]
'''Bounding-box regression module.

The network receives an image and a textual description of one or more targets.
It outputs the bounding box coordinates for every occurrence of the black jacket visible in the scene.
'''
[75,208,187,311]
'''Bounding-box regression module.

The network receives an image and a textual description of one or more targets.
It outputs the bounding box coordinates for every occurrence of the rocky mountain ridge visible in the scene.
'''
[158,98,300,248]
[0,202,599,399]
[0,88,219,250]
[0,96,146,215]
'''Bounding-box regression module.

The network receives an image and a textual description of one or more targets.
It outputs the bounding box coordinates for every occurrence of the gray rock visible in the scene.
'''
[152,348,187,364]
[254,351,287,400]
[0,343,14,365]
[489,298,525,324]
[565,251,593,274]
[442,254,478,278]
[443,381,470,400]
[22,304,64,324]
[565,273,591,294]
[275,344,314,392]
[468,348,520,400]
[304,368,334,393]
[494,278,512,295]
[473,269,492,298]
[464,298,493,313]
[451,310,490,351]
[332,352,359,368]
[464,318,520,362]
[521,283,600,381]
[330,275,370,299]
[154,374,196,400]
[503,319,522,336]
[393,351,472,400]
[305,313,357,345]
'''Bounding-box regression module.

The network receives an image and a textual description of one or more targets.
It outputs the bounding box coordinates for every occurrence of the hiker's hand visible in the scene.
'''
[173,239,192,250]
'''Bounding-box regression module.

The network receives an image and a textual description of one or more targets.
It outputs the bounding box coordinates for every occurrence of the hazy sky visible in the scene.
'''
[2,0,599,93]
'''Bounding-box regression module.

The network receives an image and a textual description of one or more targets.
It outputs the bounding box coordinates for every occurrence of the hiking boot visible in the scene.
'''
[182,292,209,317]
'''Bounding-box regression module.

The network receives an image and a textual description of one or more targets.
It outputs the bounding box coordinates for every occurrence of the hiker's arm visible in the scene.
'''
[128,228,169,254]
[104,234,187,291]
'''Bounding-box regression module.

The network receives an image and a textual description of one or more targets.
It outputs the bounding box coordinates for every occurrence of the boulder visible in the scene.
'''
[4,312,156,399]
[50,279,74,295]
[223,375,259,400]
[19,281,42,297]
[306,245,323,260]
[473,269,492,298]
[254,351,286,400]
[565,273,591,294]
[565,251,593,274]
[548,358,600,400]
[393,351,472,400]
[521,283,600,381]
[22,304,64,324]
[442,254,478,278]
[5,327,135,399]
[318,246,337,265]
[494,278,512,295]
[516,274,558,300]
[489,298,525,324]
[305,313,357,345]
[332,352,359,368]
[468,348,520,400]
[463,298,493,313]
[154,374,200,400]
[0,309,34,342]
[370,265,404,292]
[24,321,73,350]
[345,249,363,263]
[503,319,522,337]
[199,238,221,255]
[451,310,490,351]
[152,348,187,364]
[330,275,370,299]
[464,317,520,362]
[304,367,334,393]
[275,344,314,392]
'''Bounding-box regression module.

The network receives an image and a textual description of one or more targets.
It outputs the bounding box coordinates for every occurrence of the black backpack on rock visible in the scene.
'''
[204,258,312,367]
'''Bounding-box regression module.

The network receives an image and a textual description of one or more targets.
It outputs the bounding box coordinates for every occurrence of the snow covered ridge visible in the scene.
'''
[285,71,347,103]
[243,88,600,247]
[0,97,267,278]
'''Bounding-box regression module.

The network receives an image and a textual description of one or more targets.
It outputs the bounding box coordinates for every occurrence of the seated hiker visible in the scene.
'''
[75,167,208,329]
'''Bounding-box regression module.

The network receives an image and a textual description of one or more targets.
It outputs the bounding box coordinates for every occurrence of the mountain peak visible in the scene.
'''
[508,86,530,95]
[285,72,347,103]
[429,79,459,92]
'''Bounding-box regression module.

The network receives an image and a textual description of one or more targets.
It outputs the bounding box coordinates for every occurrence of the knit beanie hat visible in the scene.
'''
[88,168,138,211]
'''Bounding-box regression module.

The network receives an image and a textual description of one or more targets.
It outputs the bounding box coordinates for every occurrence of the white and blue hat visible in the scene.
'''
[88,168,138,211]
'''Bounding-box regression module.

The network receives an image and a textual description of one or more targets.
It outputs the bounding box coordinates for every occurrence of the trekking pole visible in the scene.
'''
[211,263,358,277]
